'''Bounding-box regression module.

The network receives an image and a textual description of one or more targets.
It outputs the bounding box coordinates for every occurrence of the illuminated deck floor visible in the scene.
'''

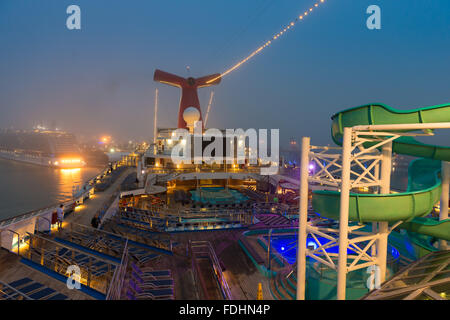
[66,167,134,227]
[0,248,94,300]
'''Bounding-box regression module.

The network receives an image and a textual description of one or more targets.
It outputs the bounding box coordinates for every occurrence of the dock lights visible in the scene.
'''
[61,159,82,164]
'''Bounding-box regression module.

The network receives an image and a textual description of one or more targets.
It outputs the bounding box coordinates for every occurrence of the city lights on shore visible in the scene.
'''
[207,0,328,84]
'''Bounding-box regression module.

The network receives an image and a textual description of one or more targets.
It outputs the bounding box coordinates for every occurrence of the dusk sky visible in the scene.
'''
[1,0,449,147]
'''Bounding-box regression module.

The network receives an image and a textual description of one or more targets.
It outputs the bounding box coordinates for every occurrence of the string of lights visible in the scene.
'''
[207,0,328,84]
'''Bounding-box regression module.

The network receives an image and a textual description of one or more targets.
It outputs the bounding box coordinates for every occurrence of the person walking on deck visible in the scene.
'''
[56,204,64,230]
[91,214,100,229]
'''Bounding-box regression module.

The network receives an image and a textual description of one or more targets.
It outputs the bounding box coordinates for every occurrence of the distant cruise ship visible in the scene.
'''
[0,128,85,168]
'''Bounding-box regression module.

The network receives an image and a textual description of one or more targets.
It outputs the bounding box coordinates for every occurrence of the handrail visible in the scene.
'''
[121,206,252,223]
[27,232,120,266]
[0,280,34,300]
[189,240,232,300]
[6,229,20,255]
[26,231,118,294]
[106,239,129,300]
[120,209,248,231]
[36,216,52,233]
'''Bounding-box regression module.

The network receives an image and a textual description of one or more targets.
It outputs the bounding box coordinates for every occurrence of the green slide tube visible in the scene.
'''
[312,103,450,240]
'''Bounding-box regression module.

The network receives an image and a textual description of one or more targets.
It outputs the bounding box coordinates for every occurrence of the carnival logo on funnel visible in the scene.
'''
[170,121,279,175]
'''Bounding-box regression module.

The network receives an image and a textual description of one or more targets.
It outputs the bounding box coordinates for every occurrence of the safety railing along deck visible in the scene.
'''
[189,240,232,300]
[106,239,129,300]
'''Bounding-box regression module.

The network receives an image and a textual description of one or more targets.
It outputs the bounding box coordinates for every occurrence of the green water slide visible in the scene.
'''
[312,103,450,241]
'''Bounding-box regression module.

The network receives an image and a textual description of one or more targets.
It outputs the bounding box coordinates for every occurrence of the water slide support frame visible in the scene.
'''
[336,127,352,300]
[440,161,450,250]
[377,141,392,284]
[296,137,310,300]
[296,122,450,300]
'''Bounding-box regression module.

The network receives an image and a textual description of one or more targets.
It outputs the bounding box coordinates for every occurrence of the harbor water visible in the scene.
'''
[0,158,101,221]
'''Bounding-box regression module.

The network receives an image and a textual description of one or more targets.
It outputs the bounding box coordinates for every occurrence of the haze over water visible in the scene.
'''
[0,159,101,220]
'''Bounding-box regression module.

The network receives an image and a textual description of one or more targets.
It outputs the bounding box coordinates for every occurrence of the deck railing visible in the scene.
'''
[106,239,129,300]
[25,232,118,295]
[0,280,33,300]
[189,240,232,300]
[121,206,253,226]
[61,222,129,259]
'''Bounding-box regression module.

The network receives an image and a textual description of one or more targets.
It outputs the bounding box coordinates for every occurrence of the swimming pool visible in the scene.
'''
[266,234,399,265]
[190,187,249,205]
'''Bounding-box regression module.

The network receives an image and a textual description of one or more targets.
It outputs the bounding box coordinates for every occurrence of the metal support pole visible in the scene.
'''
[296,137,310,300]
[337,127,352,300]
[153,88,158,148]
[372,162,380,257]
[267,229,272,275]
[440,161,450,250]
[378,141,392,284]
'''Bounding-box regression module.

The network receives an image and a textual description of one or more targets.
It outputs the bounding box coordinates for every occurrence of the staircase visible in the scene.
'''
[250,214,294,229]
[269,270,297,300]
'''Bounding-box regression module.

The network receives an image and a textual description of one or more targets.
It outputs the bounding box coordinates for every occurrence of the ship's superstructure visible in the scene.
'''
[0,129,85,168]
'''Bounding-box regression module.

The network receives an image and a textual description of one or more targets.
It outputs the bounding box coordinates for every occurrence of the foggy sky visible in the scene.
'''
[0,0,449,148]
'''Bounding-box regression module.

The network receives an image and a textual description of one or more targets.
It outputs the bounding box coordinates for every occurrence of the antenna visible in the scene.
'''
[153,88,158,144]
[204,91,215,128]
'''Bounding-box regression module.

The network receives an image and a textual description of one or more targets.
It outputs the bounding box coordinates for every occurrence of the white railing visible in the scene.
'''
[106,239,129,300]
[189,240,232,300]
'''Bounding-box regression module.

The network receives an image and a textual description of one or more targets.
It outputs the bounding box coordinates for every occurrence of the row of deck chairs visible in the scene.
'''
[240,188,266,201]
[170,220,243,231]
[120,172,138,192]
[95,166,128,192]
[126,263,174,300]
[107,220,171,248]
[120,213,242,232]
[0,277,67,300]
[62,230,160,264]
[119,215,165,230]
[191,201,253,209]
[42,247,113,278]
